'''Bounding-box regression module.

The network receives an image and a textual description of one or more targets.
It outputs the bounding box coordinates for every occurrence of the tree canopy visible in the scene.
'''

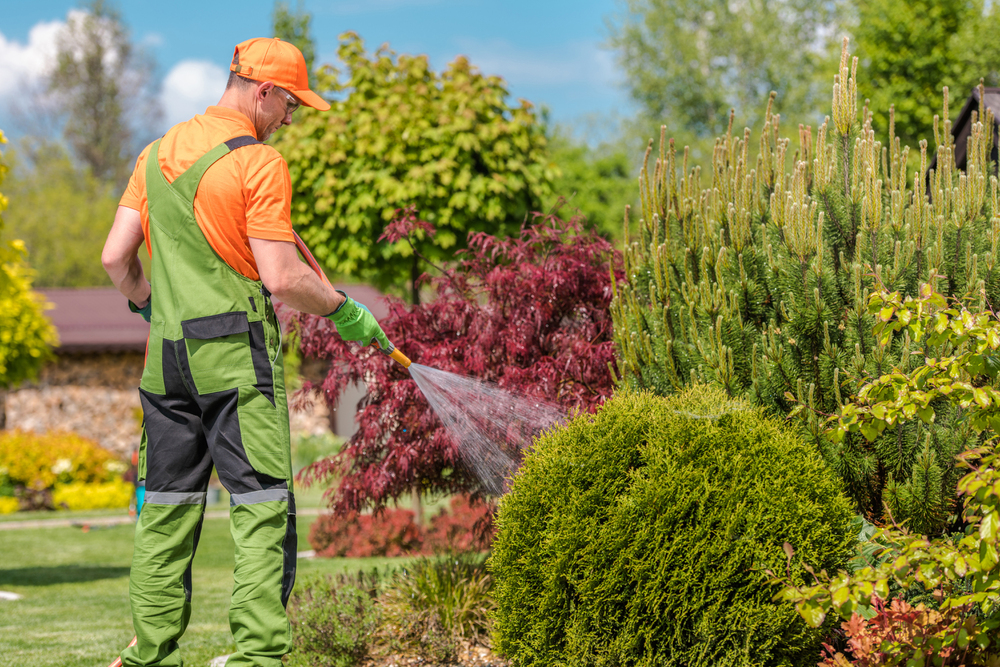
[273,32,556,300]
[0,132,57,399]
[608,0,848,137]
[49,0,160,187]
[854,0,1000,145]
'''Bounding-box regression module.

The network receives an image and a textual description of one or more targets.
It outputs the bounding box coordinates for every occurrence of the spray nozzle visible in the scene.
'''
[372,339,412,368]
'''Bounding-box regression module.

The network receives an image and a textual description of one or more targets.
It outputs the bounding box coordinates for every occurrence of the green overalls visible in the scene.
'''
[121,136,295,667]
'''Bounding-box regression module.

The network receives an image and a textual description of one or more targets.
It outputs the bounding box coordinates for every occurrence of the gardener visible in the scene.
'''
[102,37,390,667]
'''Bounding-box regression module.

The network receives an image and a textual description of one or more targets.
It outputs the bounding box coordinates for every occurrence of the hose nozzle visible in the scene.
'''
[372,340,412,368]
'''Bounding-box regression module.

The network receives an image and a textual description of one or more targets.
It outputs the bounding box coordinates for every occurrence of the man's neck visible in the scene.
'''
[216,91,260,139]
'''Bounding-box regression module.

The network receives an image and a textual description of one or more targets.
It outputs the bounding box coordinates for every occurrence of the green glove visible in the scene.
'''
[129,297,151,323]
[326,290,391,351]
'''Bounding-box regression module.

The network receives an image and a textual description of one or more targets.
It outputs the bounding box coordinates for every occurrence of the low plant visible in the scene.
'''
[0,430,127,510]
[380,553,494,663]
[0,496,18,514]
[52,479,132,510]
[0,429,125,489]
[286,571,381,667]
[491,385,855,667]
[777,287,1000,664]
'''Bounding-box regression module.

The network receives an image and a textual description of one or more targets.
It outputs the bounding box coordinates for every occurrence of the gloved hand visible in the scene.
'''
[129,297,152,323]
[326,290,391,351]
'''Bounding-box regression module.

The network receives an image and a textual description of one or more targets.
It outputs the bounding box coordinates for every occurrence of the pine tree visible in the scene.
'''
[611,39,998,533]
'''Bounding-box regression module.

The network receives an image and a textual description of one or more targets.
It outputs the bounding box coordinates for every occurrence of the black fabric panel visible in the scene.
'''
[224,135,261,151]
[183,513,205,603]
[281,494,297,607]
[139,388,213,495]
[181,311,250,339]
[198,388,263,496]
[174,339,198,398]
[247,320,274,405]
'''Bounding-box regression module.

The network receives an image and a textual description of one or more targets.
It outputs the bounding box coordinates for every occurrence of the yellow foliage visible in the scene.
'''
[0,496,18,514]
[0,430,126,489]
[52,480,133,510]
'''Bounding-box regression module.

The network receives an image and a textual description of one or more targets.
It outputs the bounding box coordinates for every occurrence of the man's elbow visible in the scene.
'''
[101,247,125,278]
[259,271,296,301]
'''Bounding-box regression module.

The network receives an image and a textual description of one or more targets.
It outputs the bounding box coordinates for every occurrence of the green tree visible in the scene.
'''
[272,1,315,79]
[3,140,120,288]
[0,132,59,426]
[607,0,848,138]
[49,0,159,186]
[274,32,555,300]
[545,133,636,241]
[855,0,1000,146]
[610,39,999,534]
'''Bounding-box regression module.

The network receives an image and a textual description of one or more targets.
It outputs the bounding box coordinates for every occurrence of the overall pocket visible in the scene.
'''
[236,385,291,482]
[182,311,257,394]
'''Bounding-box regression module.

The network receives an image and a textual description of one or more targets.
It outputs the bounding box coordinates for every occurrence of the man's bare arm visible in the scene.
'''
[249,237,346,315]
[102,206,151,307]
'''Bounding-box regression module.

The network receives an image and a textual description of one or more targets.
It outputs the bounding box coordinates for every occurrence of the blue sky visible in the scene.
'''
[0,0,634,135]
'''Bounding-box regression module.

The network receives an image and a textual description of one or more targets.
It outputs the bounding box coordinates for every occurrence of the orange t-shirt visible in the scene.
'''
[120,106,294,281]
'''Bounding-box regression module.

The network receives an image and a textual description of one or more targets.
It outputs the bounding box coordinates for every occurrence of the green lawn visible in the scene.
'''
[0,509,412,667]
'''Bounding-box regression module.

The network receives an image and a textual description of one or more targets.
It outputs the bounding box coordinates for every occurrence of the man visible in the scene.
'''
[102,37,389,667]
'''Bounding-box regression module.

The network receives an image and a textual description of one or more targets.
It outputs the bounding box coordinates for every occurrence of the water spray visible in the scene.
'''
[294,232,565,493]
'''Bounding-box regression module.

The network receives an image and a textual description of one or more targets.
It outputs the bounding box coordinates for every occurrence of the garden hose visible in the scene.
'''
[294,232,411,369]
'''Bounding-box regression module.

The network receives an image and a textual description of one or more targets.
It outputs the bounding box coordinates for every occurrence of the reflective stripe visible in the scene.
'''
[144,491,207,505]
[230,488,289,506]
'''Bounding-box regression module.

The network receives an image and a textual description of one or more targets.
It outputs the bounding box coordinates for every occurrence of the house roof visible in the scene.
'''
[39,285,393,354]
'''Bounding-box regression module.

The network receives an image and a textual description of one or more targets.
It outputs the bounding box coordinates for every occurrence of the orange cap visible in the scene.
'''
[230,37,330,111]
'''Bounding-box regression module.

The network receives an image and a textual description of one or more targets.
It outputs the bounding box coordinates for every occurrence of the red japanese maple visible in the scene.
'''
[293,208,622,514]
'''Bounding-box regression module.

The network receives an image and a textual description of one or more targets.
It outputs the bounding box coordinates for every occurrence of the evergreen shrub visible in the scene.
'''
[490,385,855,667]
[611,39,1000,532]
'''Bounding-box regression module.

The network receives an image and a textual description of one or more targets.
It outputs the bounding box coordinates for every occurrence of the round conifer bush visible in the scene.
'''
[490,386,855,667]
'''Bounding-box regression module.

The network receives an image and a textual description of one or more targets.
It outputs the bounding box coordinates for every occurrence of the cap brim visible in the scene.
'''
[293,88,331,111]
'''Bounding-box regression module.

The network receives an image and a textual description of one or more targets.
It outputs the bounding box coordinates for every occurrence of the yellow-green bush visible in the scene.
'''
[0,496,18,513]
[491,385,855,667]
[52,479,132,510]
[0,429,126,490]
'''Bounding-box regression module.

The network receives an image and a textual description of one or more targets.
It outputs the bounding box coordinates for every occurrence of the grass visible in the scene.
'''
[0,510,414,667]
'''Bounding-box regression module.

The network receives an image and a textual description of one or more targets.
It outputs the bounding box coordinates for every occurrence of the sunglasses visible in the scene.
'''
[273,87,300,115]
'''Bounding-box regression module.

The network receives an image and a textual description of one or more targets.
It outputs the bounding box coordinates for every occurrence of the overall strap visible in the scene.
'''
[168,135,262,201]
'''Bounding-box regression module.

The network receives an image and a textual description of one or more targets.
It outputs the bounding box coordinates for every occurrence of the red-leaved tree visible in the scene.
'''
[294,207,622,514]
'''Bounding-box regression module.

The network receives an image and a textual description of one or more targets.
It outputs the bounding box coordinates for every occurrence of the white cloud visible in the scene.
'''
[0,18,65,97]
[160,59,227,128]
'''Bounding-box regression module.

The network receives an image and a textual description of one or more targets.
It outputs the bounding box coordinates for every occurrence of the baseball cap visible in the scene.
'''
[230,37,331,111]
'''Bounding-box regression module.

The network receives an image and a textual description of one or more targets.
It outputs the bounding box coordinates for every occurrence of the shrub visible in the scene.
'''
[296,211,621,514]
[381,553,494,663]
[777,288,1000,664]
[52,479,132,510]
[0,429,125,490]
[818,596,969,666]
[309,508,423,558]
[286,571,381,667]
[423,495,494,554]
[0,496,18,514]
[610,38,998,532]
[491,385,855,667]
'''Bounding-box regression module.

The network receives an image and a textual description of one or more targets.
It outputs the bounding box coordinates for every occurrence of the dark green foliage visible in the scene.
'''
[546,134,636,241]
[611,39,999,533]
[4,140,120,287]
[490,385,855,667]
[855,0,1000,146]
[286,572,380,667]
